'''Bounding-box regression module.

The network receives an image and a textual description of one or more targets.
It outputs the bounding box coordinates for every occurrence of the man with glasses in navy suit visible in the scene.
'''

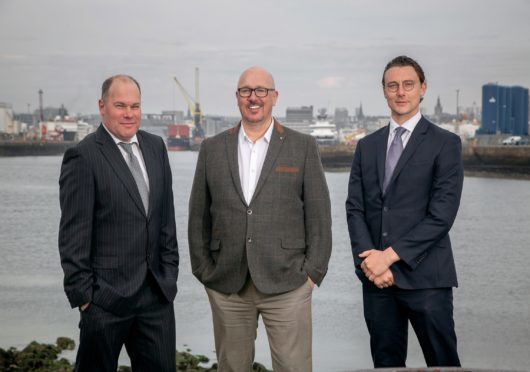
[346,56,463,367]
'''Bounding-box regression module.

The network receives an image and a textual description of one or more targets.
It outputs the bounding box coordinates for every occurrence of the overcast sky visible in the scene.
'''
[1,0,530,118]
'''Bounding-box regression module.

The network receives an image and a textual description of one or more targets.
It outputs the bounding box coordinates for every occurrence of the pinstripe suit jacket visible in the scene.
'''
[188,120,332,295]
[59,124,179,315]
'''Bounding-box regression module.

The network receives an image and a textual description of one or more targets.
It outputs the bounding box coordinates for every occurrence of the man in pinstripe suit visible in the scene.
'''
[59,75,179,372]
[189,67,332,371]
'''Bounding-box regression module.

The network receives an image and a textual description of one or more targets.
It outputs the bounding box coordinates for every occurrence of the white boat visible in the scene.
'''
[309,108,339,145]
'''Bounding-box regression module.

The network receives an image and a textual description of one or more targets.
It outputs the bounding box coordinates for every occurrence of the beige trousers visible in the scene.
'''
[205,279,313,372]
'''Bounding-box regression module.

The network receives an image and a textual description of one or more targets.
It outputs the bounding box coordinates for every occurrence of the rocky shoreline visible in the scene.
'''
[0,337,271,372]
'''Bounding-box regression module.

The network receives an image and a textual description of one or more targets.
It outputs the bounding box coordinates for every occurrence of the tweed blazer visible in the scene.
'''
[188,120,332,295]
[58,125,179,315]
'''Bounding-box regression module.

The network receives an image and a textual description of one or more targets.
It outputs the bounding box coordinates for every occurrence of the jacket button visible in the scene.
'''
[382,232,388,237]
[383,206,389,212]
[247,237,252,243]
[247,209,252,215]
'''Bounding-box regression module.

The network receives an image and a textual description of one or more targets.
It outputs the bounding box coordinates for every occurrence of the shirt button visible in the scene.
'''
[247,209,253,215]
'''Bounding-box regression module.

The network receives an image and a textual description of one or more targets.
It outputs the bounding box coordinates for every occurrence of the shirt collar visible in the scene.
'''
[102,123,139,145]
[239,118,274,144]
[389,111,422,134]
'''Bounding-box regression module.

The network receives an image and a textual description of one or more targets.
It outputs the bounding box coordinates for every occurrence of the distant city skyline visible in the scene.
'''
[1,0,530,118]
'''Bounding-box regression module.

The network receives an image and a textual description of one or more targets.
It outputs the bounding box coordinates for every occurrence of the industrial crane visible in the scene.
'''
[173,67,204,149]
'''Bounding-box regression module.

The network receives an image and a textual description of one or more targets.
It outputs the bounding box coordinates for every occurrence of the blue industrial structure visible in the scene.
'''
[480,84,529,135]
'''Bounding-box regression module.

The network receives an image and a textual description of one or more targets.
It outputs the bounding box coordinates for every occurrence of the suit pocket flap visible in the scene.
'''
[281,238,306,249]
[210,239,221,251]
[92,256,119,269]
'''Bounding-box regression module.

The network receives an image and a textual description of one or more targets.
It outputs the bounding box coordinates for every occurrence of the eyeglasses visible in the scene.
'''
[237,87,275,98]
[385,80,416,93]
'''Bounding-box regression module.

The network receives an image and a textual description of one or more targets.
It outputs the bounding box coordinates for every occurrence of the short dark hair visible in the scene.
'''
[101,75,141,100]
[382,56,425,87]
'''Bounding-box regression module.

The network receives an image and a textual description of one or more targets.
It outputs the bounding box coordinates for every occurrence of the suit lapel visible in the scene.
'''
[137,131,156,219]
[225,123,247,206]
[377,126,389,193]
[250,120,285,205]
[96,125,147,216]
[386,117,429,191]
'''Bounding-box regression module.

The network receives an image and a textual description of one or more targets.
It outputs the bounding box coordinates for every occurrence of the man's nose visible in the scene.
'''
[396,83,407,95]
[247,92,261,102]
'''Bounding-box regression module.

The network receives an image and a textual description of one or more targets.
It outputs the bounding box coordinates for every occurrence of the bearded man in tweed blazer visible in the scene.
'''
[188,66,332,372]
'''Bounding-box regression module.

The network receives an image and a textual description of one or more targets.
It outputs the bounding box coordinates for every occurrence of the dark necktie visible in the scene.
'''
[119,142,149,213]
[383,126,407,193]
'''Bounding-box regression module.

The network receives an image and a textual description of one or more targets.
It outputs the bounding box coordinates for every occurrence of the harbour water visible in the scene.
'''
[1,153,529,371]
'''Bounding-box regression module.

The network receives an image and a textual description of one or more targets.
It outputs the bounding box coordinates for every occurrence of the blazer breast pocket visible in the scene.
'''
[273,165,302,196]
[274,165,300,174]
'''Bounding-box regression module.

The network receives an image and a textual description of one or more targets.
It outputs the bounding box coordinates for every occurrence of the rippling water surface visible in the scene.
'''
[1,153,529,371]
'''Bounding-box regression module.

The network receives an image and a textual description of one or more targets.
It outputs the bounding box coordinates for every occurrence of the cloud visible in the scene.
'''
[317,76,345,89]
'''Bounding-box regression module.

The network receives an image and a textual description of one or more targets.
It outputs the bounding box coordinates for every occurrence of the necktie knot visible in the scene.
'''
[394,126,407,140]
[119,142,134,155]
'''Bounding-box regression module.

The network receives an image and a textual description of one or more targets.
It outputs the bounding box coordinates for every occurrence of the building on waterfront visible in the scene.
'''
[479,83,529,136]
[14,112,36,126]
[355,102,364,122]
[0,103,14,132]
[428,96,460,124]
[285,105,314,134]
[286,105,313,123]
[203,115,238,137]
[161,110,184,123]
[0,102,24,136]
[35,105,69,122]
[434,96,443,118]
[364,116,390,134]
[334,107,349,128]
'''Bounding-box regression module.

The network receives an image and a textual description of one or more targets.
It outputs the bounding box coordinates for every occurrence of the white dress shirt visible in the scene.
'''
[387,110,422,152]
[102,124,150,189]
[238,119,274,205]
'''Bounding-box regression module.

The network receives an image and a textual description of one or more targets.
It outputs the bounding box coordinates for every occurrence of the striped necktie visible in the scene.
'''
[383,126,407,193]
[119,142,149,213]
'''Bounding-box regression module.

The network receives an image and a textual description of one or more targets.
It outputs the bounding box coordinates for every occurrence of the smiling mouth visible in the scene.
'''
[248,105,261,110]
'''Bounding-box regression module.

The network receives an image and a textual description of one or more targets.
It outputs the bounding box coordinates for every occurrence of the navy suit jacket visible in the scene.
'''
[346,117,463,289]
[58,125,179,315]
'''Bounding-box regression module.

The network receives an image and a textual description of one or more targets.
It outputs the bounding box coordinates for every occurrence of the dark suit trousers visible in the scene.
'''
[362,284,460,368]
[75,274,176,372]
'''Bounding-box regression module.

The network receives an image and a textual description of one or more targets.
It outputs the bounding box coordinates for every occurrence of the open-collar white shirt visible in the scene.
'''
[238,118,274,205]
